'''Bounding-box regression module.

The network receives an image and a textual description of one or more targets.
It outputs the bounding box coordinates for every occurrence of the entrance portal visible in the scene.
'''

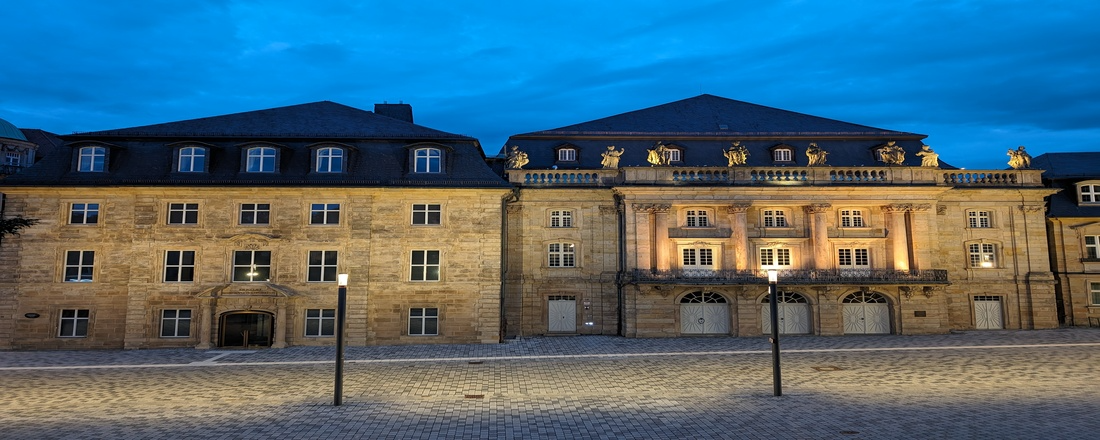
[219,312,274,347]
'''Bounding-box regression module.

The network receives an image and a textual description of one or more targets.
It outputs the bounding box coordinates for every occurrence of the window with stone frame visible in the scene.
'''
[550,210,574,228]
[760,248,792,268]
[310,203,341,225]
[64,250,95,282]
[762,209,788,228]
[69,203,100,225]
[681,247,716,274]
[967,210,992,228]
[164,250,196,282]
[1080,184,1100,204]
[410,250,440,281]
[168,203,199,225]
[1085,236,1099,259]
[968,243,996,268]
[58,309,90,337]
[840,209,866,228]
[232,250,271,282]
[77,146,106,172]
[239,203,270,225]
[160,309,191,337]
[409,307,439,335]
[1092,282,1100,305]
[412,204,442,225]
[305,308,336,337]
[177,147,206,173]
[5,151,21,166]
[837,248,870,269]
[548,242,576,267]
[307,250,338,282]
[685,209,710,227]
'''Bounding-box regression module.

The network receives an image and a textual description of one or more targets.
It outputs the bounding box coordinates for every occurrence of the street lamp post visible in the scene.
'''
[334,273,349,406]
[767,269,782,397]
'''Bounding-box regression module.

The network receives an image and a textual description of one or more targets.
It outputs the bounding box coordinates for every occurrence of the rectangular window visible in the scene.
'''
[1091,282,1100,306]
[763,209,788,228]
[5,151,20,166]
[240,203,271,225]
[310,203,340,225]
[837,248,870,268]
[413,148,442,173]
[412,204,442,225]
[550,210,574,228]
[1081,185,1099,203]
[69,203,100,225]
[168,203,199,224]
[410,250,440,281]
[164,250,196,282]
[969,243,996,268]
[160,309,192,337]
[668,149,682,162]
[774,149,792,162]
[409,307,439,335]
[305,309,336,337]
[64,250,95,282]
[232,250,271,282]
[548,243,576,267]
[840,209,865,228]
[760,248,792,267]
[682,248,714,268]
[307,250,339,282]
[178,147,206,173]
[58,309,90,337]
[1085,236,1099,259]
[558,148,576,162]
[968,211,992,228]
[685,210,710,227]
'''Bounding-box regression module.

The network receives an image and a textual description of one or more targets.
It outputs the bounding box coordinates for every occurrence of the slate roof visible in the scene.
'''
[2,102,509,188]
[501,94,948,169]
[1033,152,1100,218]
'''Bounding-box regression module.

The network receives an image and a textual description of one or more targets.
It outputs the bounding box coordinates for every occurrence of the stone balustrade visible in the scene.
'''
[631,268,950,285]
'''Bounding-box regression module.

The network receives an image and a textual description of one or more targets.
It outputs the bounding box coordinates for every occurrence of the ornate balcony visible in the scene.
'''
[630,268,950,285]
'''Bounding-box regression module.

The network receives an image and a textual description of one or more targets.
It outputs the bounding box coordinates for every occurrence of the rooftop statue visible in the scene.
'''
[601,146,624,169]
[646,142,671,166]
[505,146,529,170]
[915,144,940,168]
[806,143,828,166]
[724,141,749,167]
[1007,145,1031,169]
[879,141,906,165]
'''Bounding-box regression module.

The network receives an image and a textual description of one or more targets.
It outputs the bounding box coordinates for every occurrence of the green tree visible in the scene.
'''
[0,216,38,243]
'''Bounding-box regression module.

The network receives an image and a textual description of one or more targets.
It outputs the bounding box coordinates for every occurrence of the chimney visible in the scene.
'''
[374,103,413,123]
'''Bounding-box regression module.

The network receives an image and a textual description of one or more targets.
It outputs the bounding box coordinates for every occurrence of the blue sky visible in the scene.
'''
[2,0,1098,169]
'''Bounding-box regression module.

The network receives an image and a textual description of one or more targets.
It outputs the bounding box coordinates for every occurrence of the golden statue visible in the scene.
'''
[600,146,624,169]
[724,141,749,166]
[505,146,529,170]
[916,144,940,168]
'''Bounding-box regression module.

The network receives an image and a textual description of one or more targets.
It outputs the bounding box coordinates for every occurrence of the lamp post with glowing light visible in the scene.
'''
[767,268,782,396]
[334,273,349,406]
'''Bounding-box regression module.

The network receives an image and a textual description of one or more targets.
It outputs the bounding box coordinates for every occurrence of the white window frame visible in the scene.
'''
[410,250,441,281]
[232,250,271,282]
[246,147,277,173]
[178,147,206,173]
[305,308,336,337]
[315,147,344,173]
[837,248,870,269]
[412,204,442,225]
[164,250,196,283]
[239,203,270,225]
[763,209,788,228]
[167,203,199,225]
[310,203,341,225]
[550,210,574,228]
[667,149,682,162]
[307,250,339,282]
[160,309,192,338]
[409,307,439,336]
[77,146,106,172]
[681,246,717,275]
[968,243,996,268]
[1091,282,1100,306]
[967,210,992,228]
[760,248,792,268]
[59,309,90,338]
[69,203,100,225]
[1085,236,1099,259]
[548,242,576,267]
[557,148,577,162]
[685,209,710,228]
[840,209,865,228]
[1080,184,1100,204]
[773,149,792,162]
[5,151,21,166]
[413,148,442,173]
[64,250,95,282]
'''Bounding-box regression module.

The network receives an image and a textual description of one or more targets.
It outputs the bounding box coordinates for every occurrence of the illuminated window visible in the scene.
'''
[968,211,992,228]
[77,146,106,172]
[968,243,996,268]
[164,250,195,282]
[58,309,90,337]
[305,309,335,337]
[763,209,788,228]
[840,209,865,228]
[409,307,439,335]
[160,310,192,337]
[548,243,576,267]
[232,250,271,282]
[69,203,100,225]
[550,210,574,228]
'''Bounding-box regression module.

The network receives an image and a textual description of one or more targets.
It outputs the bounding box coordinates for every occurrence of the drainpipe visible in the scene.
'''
[615,192,626,336]
[500,188,520,342]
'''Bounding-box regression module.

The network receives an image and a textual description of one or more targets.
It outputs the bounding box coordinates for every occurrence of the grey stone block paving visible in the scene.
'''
[2,329,1099,439]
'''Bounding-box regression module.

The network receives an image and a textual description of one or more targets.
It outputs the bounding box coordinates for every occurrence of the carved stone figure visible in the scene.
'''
[505,146,529,170]
[806,143,828,166]
[647,142,671,166]
[1007,145,1031,169]
[600,145,624,169]
[915,144,940,168]
[724,141,749,167]
[879,141,906,165]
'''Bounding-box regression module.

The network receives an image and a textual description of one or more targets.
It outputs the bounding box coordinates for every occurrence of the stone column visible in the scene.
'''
[909,204,933,270]
[806,204,832,270]
[630,204,652,271]
[272,302,288,348]
[653,205,672,271]
[884,204,911,271]
[196,298,213,349]
[727,204,751,270]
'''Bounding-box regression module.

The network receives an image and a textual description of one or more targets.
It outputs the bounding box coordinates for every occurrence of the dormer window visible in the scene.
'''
[245,146,277,173]
[77,146,107,172]
[178,147,207,173]
[413,147,442,173]
[667,148,682,163]
[557,148,577,162]
[315,147,344,173]
[773,148,793,162]
[1079,183,1100,204]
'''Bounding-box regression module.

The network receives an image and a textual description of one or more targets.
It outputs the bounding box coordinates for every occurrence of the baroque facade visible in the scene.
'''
[501,95,1058,338]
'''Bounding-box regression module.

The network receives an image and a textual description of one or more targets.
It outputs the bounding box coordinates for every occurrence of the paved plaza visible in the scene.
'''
[2,329,1100,439]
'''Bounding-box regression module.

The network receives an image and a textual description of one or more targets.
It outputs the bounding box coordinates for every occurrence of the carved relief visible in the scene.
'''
[505,146,529,170]
[1018,205,1044,213]
[726,203,751,214]
[804,203,831,214]
[806,143,828,166]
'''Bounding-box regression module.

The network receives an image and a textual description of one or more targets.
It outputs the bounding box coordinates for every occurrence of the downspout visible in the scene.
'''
[615,192,626,336]
[1018,190,1035,329]
[500,187,520,342]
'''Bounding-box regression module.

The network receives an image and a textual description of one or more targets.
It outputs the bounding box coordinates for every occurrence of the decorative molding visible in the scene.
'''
[726,203,751,214]
[506,205,523,213]
[882,203,911,213]
[1018,205,1044,213]
[937,205,948,215]
[912,203,932,212]
[805,203,831,214]
[598,205,618,214]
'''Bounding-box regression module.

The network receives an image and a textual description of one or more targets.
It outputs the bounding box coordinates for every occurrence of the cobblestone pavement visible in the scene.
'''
[3,329,1100,439]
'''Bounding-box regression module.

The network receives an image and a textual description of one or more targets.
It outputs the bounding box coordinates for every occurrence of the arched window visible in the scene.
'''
[178,147,206,173]
[77,146,106,172]
[680,292,727,303]
[316,147,344,173]
[245,147,277,173]
[760,291,809,303]
[414,148,441,173]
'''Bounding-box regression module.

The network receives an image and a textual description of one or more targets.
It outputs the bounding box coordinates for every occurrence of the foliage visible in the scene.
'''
[0,216,38,241]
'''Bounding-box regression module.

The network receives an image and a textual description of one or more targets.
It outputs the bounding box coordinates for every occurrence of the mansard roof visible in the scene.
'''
[3,102,509,188]
[502,94,938,169]
[1033,152,1100,218]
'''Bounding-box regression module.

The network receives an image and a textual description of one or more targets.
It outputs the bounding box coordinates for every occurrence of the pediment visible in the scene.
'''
[218,232,282,249]
[195,283,299,298]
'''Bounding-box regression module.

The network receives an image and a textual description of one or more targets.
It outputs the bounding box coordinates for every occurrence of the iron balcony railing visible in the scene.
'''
[631,268,949,285]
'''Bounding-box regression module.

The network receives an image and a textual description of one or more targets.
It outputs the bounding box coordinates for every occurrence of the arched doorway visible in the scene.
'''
[219,311,274,347]
[842,291,890,334]
[760,291,811,334]
[679,292,730,335]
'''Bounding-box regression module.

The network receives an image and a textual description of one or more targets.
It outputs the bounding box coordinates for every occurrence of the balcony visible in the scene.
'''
[630,268,950,285]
